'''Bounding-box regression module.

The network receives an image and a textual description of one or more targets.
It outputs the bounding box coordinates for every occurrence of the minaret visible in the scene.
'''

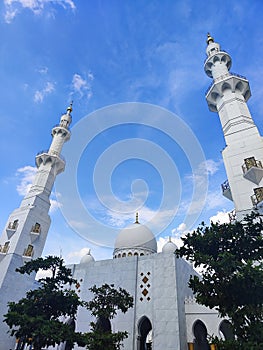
[204,34,263,220]
[0,104,72,349]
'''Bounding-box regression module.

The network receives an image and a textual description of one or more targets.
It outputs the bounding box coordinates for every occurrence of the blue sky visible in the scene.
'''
[1,0,263,263]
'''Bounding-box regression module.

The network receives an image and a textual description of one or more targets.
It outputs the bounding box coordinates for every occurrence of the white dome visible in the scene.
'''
[114,222,157,254]
[80,250,94,264]
[162,239,177,253]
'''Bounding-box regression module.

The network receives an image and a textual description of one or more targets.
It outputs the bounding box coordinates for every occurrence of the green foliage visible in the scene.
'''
[83,329,129,350]
[84,283,134,350]
[87,283,134,320]
[4,257,134,350]
[4,256,84,350]
[176,212,263,344]
[212,337,263,350]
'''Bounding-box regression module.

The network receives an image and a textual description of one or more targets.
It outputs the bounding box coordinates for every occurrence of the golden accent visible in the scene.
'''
[67,101,73,114]
[206,32,214,45]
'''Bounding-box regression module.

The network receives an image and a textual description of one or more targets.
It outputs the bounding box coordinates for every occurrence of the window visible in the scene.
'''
[23,244,34,257]
[0,241,10,254]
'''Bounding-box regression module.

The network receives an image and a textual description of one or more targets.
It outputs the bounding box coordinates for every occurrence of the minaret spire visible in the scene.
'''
[206,32,214,44]
[204,36,263,220]
[0,104,73,349]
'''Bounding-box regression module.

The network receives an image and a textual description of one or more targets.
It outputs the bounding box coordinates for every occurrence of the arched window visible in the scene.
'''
[137,316,152,350]
[193,320,210,350]
[219,320,234,340]
[122,252,126,257]
[128,252,132,256]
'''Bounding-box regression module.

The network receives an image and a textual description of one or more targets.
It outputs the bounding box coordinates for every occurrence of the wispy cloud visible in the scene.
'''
[34,81,55,103]
[4,0,76,23]
[16,165,37,196]
[16,165,61,212]
[67,247,91,260]
[70,72,94,100]
[157,222,189,252]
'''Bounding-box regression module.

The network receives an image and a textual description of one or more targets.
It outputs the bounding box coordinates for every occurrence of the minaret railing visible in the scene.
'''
[242,157,263,173]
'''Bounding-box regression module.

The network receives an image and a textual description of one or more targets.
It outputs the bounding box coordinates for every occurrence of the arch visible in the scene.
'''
[213,55,220,64]
[134,252,138,256]
[137,316,152,350]
[221,82,231,93]
[211,92,220,102]
[221,55,227,63]
[219,320,234,340]
[118,253,121,258]
[122,252,126,257]
[193,320,210,350]
[140,253,144,256]
[235,81,244,92]
[244,89,250,101]
[128,251,132,256]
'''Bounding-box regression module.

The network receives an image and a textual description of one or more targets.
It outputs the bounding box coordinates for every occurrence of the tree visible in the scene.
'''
[176,212,263,348]
[83,283,134,350]
[4,256,85,350]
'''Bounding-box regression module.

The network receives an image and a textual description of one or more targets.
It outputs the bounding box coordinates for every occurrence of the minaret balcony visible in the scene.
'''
[205,74,251,112]
[0,241,10,254]
[221,180,233,201]
[242,157,263,185]
[0,241,10,261]
[22,244,34,262]
[251,187,263,208]
[204,51,232,78]
[35,151,65,174]
[51,124,71,141]
[6,220,18,238]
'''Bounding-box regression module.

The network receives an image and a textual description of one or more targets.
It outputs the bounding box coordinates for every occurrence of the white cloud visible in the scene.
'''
[50,198,62,213]
[16,165,37,196]
[4,0,76,23]
[38,66,48,74]
[171,222,187,236]
[36,268,52,281]
[34,81,55,103]
[210,210,230,224]
[67,247,91,260]
[15,165,61,213]
[187,159,221,186]
[71,72,94,100]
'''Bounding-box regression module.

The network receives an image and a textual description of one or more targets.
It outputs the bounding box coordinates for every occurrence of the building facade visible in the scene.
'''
[0,36,262,349]
[0,105,73,350]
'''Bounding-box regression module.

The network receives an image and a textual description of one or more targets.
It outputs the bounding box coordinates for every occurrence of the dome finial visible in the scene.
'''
[67,101,73,115]
[206,32,214,45]
[135,212,139,224]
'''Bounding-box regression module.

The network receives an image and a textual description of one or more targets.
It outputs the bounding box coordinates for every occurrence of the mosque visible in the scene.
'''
[1,35,263,350]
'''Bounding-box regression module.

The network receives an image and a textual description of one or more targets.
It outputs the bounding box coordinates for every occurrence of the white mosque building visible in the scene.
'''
[1,35,263,350]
